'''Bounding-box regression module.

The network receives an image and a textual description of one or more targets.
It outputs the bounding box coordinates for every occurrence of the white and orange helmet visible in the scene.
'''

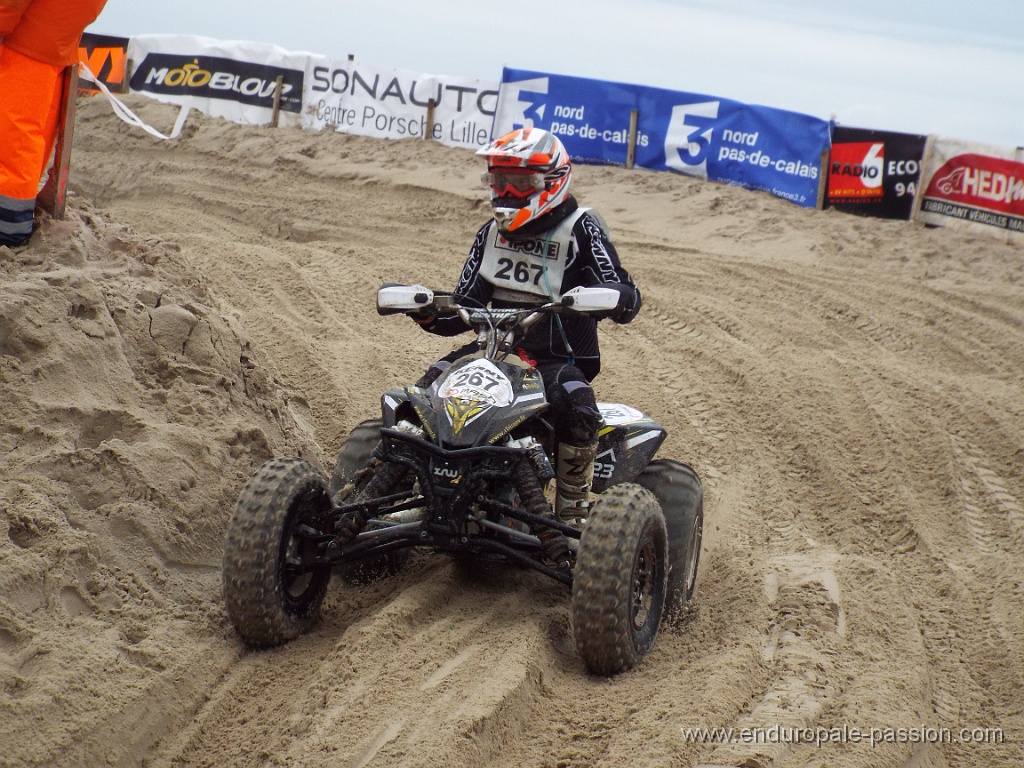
[477,127,572,235]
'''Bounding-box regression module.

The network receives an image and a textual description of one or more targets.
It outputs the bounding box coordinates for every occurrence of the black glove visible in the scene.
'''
[597,283,641,324]
[409,307,436,327]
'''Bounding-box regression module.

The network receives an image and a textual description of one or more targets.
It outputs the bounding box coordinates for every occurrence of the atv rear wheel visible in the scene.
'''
[223,456,332,648]
[329,418,383,500]
[636,459,703,613]
[572,483,668,675]
[330,419,411,583]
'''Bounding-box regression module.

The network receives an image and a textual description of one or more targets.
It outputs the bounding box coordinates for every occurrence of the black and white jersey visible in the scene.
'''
[423,197,641,380]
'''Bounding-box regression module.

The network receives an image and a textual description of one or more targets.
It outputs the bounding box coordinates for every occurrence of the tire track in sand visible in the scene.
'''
[695,552,845,768]
[951,434,1024,555]
[148,558,563,768]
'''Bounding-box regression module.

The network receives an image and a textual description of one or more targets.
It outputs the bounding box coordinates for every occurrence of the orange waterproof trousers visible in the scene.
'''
[0,44,62,245]
[0,0,107,245]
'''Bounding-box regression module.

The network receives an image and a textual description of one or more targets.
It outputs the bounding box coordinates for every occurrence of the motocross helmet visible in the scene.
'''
[477,127,572,235]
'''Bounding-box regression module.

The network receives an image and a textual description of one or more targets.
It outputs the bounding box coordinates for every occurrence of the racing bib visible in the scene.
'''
[440,359,514,406]
[480,208,590,302]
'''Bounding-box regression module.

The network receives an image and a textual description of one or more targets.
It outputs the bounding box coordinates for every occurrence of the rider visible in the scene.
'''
[412,127,642,523]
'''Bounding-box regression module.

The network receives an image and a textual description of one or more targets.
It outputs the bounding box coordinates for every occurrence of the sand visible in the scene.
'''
[1,95,1021,768]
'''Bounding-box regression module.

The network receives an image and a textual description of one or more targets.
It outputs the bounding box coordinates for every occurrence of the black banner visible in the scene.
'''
[129,53,304,114]
[78,32,130,93]
[826,126,927,220]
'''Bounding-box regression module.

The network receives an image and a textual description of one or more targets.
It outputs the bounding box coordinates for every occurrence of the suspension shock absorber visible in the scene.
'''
[505,436,555,485]
[512,458,550,517]
[512,451,570,568]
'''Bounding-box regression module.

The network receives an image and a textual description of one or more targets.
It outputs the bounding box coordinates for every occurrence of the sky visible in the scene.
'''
[89,0,1024,149]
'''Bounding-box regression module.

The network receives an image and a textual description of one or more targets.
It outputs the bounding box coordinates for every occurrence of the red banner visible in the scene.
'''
[920,152,1024,234]
[828,141,885,200]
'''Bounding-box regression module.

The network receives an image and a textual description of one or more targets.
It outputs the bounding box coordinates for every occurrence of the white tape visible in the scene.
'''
[78,62,190,141]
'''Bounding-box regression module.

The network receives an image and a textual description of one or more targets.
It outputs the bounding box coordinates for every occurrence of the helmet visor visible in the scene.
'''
[483,168,545,199]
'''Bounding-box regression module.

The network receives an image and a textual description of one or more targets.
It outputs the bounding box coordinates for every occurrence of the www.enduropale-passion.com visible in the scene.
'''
[680,724,1004,748]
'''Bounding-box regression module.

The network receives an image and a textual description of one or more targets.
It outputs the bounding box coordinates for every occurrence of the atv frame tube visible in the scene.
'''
[287,428,582,587]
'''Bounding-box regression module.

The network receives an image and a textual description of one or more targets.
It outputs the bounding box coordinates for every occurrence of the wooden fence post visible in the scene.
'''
[626,109,639,169]
[270,75,284,127]
[425,98,436,140]
[37,64,80,220]
[816,146,830,210]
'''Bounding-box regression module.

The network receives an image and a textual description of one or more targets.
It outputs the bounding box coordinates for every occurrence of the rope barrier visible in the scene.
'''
[78,62,190,141]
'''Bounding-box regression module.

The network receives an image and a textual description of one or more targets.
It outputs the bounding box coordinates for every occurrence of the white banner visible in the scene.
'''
[127,35,311,128]
[303,57,498,149]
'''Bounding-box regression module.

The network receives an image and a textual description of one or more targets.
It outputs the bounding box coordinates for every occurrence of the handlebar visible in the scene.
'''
[377,283,625,360]
[376,284,621,323]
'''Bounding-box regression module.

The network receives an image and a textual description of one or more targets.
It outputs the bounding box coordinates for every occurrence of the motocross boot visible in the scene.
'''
[555,441,598,524]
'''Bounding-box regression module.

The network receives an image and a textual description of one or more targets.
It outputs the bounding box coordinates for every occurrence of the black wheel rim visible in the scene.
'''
[632,537,657,631]
[279,489,326,607]
[282,534,315,601]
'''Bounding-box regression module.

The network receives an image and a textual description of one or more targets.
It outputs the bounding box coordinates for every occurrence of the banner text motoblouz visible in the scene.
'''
[128,36,307,127]
[493,68,831,208]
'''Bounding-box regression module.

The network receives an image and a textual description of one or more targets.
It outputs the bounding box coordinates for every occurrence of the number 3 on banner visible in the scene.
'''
[664,101,720,178]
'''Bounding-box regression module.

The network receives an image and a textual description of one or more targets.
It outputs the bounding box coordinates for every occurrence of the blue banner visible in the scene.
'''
[495,68,831,208]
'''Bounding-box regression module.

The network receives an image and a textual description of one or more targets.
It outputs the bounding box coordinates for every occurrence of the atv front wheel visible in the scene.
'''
[572,483,668,675]
[636,459,703,612]
[223,456,332,648]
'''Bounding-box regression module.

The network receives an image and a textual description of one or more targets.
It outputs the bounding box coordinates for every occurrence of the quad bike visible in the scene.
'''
[222,284,703,675]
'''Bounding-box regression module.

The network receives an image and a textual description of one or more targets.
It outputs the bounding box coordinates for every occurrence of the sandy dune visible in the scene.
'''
[1,95,1021,768]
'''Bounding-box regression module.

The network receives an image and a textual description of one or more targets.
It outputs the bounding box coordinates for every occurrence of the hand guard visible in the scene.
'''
[597,283,641,324]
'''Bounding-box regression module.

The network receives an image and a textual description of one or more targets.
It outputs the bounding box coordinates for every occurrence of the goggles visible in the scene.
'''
[482,168,546,199]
